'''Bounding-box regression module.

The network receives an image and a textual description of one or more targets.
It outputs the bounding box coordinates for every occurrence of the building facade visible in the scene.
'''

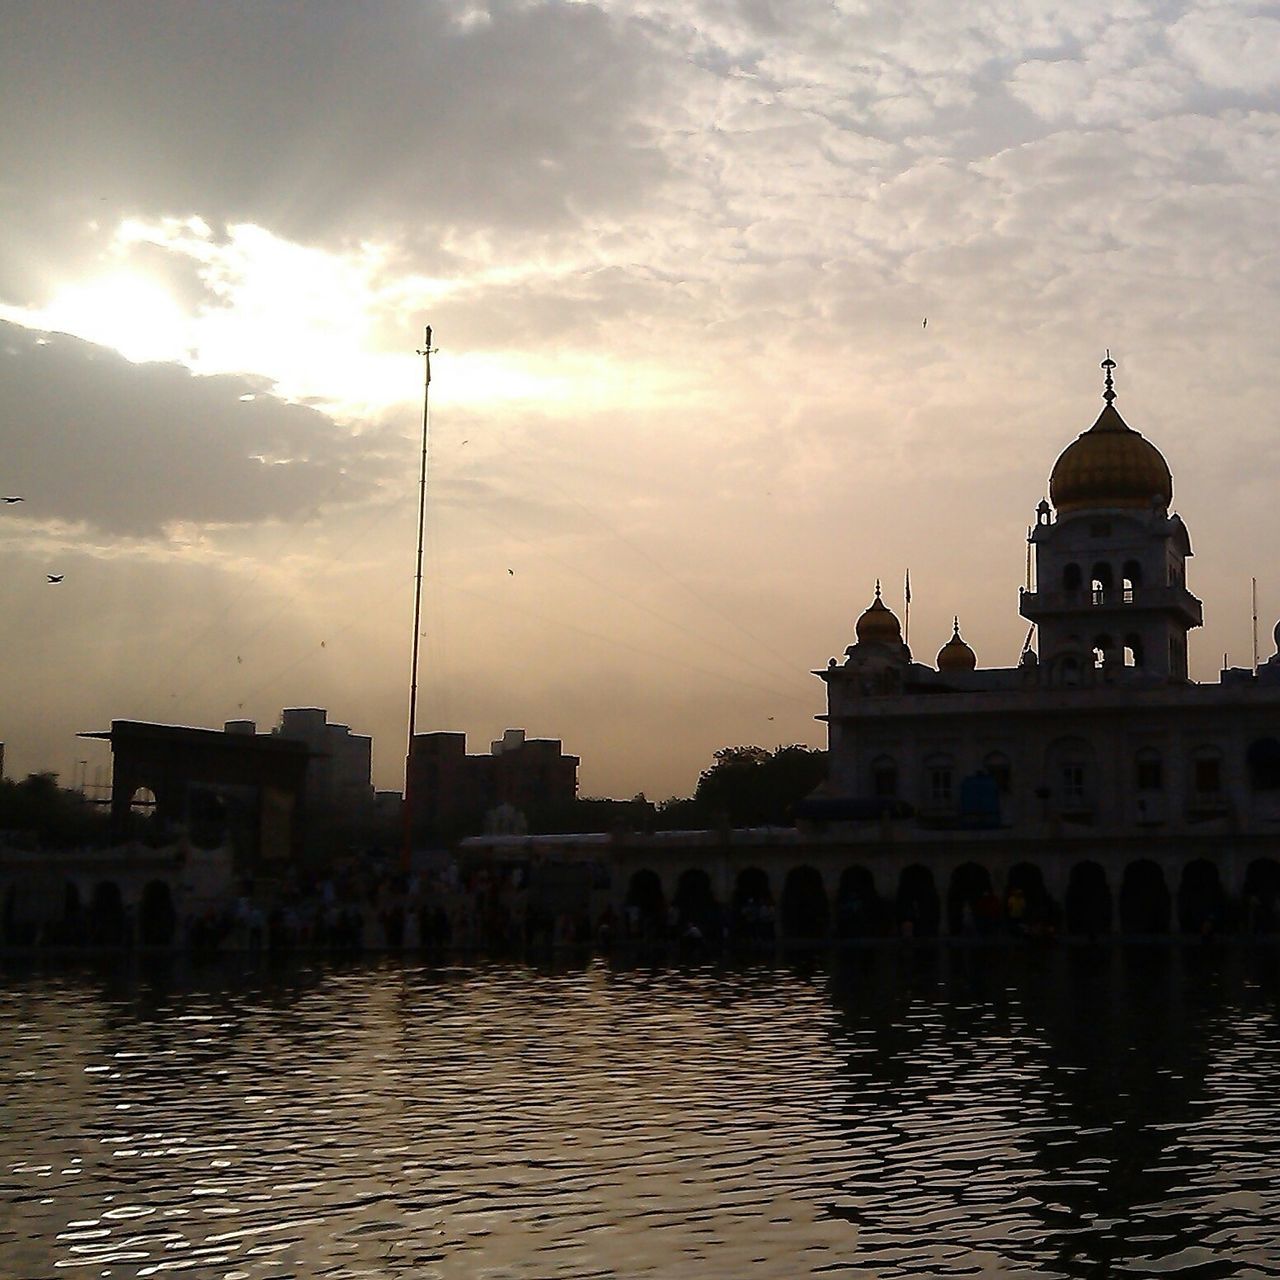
[481,360,1280,940]
[408,728,579,841]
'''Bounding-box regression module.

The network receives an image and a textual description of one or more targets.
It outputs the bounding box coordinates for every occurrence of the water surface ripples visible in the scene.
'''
[4,948,1280,1277]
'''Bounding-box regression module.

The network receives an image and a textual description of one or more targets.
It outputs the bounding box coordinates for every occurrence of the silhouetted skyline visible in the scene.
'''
[2,0,1279,797]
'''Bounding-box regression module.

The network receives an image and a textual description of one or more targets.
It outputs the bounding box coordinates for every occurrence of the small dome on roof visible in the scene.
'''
[936,618,977,672]
[855,582,903,645]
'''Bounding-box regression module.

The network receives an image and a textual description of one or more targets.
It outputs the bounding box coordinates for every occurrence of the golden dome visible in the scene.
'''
[936,617,977,672]
[855,582,903,645]
[1049,360,1172,515]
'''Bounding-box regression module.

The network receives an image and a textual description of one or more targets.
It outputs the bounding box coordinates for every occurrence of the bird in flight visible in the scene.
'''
[922,318,928,328]
[47,574,64,584]
[508,568,514,575]
[4,496,24,503]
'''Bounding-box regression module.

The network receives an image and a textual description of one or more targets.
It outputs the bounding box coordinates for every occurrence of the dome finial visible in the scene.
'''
[953,615,960,635]
[1102,349,1116,405]
[875,578,882,598]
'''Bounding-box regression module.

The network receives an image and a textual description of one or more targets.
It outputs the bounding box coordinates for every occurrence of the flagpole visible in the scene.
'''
[402,325,434,875]
[904,570,911,647]
[1253,576,1259,675]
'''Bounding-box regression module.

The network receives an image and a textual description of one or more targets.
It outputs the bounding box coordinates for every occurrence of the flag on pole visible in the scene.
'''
[905,570,911,605]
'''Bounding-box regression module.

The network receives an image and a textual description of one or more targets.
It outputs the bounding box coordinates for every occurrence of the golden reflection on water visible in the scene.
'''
[3,949,1280,1278]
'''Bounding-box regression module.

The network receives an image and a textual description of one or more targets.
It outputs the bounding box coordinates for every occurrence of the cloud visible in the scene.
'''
[0,0,669,303]
[0,321,398,537]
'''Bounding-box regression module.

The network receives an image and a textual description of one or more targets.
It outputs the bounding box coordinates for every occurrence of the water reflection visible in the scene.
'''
[2,948,1279,1277]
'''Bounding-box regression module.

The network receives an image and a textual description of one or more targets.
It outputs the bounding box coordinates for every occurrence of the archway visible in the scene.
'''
[1243,858,1280,933]
[90,881,127,947]
[896,864,940,937]
[781,865,829,940]
[53,882,84,947]
[1119,859,1171,934]
[140,880,176,947]
[1008,862,1054,933]
[625,869,665,939]
[947,862,993,935]
[733,866,774,942]
[1176,860,1225,936]
[1065,861,1111,937]
[673,867,718,939]
[836,866,880,938]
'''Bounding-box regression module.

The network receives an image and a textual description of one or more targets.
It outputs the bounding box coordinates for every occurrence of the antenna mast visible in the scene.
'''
[403,325,435,873]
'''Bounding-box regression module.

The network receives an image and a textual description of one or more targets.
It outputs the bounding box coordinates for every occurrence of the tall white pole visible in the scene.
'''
[403,326,434,873]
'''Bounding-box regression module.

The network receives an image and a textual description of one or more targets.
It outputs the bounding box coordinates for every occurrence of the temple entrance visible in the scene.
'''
[625,869,665,939]
[733,867,774,943]
[947,861,993,935]
[1008,862,1054,933]
[1119,859,1171,934]
[1065,861,1112,936]
[674,868,718,939]
[1243,858,1280,933]
[781,865,829,940]
[896,865,939,937]
[836,866,880,938]
[1176,860,1226,935]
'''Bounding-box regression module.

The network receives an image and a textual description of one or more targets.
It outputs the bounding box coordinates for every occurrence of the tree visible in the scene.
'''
[692,744,827,827]
[0,772,110,849]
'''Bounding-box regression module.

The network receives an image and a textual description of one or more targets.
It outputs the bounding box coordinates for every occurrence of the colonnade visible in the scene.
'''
[614,847,1280,940]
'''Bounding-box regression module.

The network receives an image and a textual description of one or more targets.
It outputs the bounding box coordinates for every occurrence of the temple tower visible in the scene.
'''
[1020,355,1202,684]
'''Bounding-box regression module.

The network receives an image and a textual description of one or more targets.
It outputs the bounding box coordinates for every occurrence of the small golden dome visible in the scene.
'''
[855,581,903,645]
[937,617,977,672]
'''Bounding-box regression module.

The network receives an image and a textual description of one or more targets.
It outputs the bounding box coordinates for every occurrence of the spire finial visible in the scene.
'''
[953,615,960,635]
[875,578,881,599]
[1101,349,1116,405]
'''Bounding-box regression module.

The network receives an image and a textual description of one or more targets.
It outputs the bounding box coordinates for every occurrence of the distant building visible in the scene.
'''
[79,719,311,870]
[407,728,579,841]
[271,708,374,825]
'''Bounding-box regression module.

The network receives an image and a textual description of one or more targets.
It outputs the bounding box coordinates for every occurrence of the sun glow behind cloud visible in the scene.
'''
[2,215,686,423]
[13,271,191,366]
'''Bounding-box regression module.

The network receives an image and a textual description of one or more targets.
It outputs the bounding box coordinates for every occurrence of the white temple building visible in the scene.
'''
[800,355,1280,932]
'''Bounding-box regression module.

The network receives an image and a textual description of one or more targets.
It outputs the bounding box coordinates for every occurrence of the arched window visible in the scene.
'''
[1060,655,1082,687]
[870,755,898,800]
[1124,633,1144,668]
[1191,746,1223,798]
[129,786,157,814]
[1063,563,1083,592]
[1122,560,1142,601]
[983,751,1011,794]
[1092,635,1113,671]
[1135,747,1163,792]
[923,753,955,808]
[1091,562,1113,602]
[1047,737,1093,811]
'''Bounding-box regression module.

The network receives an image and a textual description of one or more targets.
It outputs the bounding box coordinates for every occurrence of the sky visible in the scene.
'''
[2,0,1280,800]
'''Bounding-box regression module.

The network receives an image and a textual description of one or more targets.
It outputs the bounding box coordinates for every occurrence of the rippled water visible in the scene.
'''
[4,948,1280,1278]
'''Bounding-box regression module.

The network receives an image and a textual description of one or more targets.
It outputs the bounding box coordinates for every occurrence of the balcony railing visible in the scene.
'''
[1020,584,1202,621]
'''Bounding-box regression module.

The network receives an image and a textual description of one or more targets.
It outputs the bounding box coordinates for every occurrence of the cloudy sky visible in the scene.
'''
[2,0,1280,799]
